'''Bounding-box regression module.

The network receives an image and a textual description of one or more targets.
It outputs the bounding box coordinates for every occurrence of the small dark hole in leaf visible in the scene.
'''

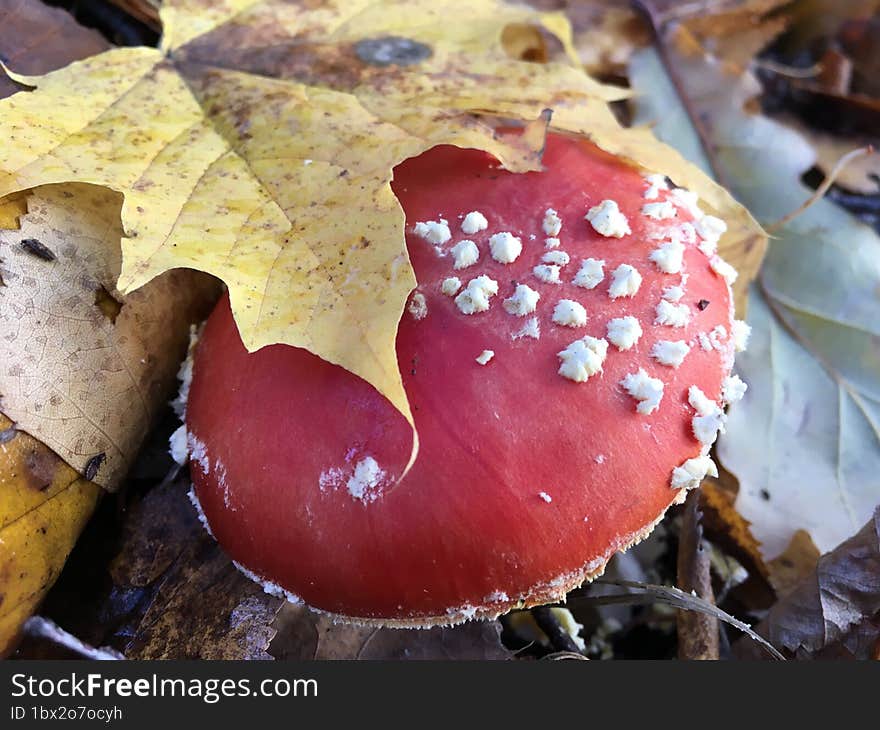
[94,285,123,324]
[760,489,771,501]
[355,36,432,67]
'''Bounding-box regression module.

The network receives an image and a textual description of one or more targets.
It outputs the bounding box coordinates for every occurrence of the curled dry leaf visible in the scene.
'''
[735,507,880,659]
[0,0,762,457]
[629,30,880,560]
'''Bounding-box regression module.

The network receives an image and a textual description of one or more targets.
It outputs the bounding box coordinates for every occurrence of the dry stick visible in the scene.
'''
[766,145,876,233]
[530,606,583,655]
[752,59,823,79]
[676,489,720,660]
[632,0,729,189]
[578,581,785,659]
[23,617,124,660]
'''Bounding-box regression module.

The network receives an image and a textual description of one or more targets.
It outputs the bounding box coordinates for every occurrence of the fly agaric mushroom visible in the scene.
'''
[178,133,749,626]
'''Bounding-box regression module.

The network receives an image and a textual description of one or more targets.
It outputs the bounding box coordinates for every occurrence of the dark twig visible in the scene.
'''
[676,489,720,659]
[575,580,785,659]
[632,0,728,188]
[530,606,583,655]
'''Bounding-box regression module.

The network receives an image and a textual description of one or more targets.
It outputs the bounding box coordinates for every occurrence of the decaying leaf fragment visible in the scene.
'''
[736,507,880,659]
[0,0,762,450]
[0,415,101,656]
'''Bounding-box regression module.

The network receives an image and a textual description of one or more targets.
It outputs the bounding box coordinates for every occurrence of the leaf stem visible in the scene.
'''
[766,145,876,233]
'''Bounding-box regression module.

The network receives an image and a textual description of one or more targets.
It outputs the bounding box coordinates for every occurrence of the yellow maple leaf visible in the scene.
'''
[0,0,763,461]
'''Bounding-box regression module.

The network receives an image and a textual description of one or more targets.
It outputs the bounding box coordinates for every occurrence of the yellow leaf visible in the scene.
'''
[0,0,762,455]
[0,414,101,656]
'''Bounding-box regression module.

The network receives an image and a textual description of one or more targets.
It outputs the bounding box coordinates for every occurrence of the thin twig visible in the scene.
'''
[530,606,583,655]
[753,59,823,79]
[575,579,785,660]
[632,0,728,187]
[767,145,876,233]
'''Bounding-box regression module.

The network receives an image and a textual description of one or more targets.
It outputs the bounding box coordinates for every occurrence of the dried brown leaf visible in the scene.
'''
[736,507,880,659]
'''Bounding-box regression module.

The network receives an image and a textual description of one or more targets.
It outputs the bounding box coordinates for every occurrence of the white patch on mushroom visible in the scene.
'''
[461,210,488,234]
[709,255,738,284]
[677,222,697,244]
[533,263,562,284]
[552,299,588,328]
[557,336,608,382]
[545,237,561,249]
[503,283,540,316]
[169,424,189,465]
[651,340,690,368]
[408,291,428,320]
[655,299,690,327]
[696,215,727,246]
[649,240,686,274]
[732,319,751,352]
[475,349,495,365]
[670,452,718,490]
[489,231,523,263]
[538,491,553,503]
[620,368,664,414]
[608,264,642,299]
[542,208,562,236]
[171,323,200,419]
[642,201,677,220]
[187,486,215,539]
[231,560,303,604]
[319,466,345,492]
[693,411,726,445]
[594,454,606,464]
[511,316,541,340]
[414,219,451,245]
[688,386,726,445]
[698,332,713,351]
[606,316,643,350]
[451,239,479,269]
[441,276,462,296]
[346,456,386,503]
[709,325,728,351]
[572,258,605,289]
[455,275,499,314]
[541,250,570,266]
[669,188,702,218]
[662,284,684,302]
[643,173,669,200]
[484,590,509,603]
[722,374,748,403]
[585,199,631,238]
[187,432,210,474]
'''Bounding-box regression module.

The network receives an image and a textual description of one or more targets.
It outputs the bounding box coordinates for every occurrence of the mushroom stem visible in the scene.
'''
[676,489,720,660]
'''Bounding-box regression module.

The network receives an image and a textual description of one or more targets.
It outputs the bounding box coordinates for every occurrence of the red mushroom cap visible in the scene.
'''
[185,133,739,626]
